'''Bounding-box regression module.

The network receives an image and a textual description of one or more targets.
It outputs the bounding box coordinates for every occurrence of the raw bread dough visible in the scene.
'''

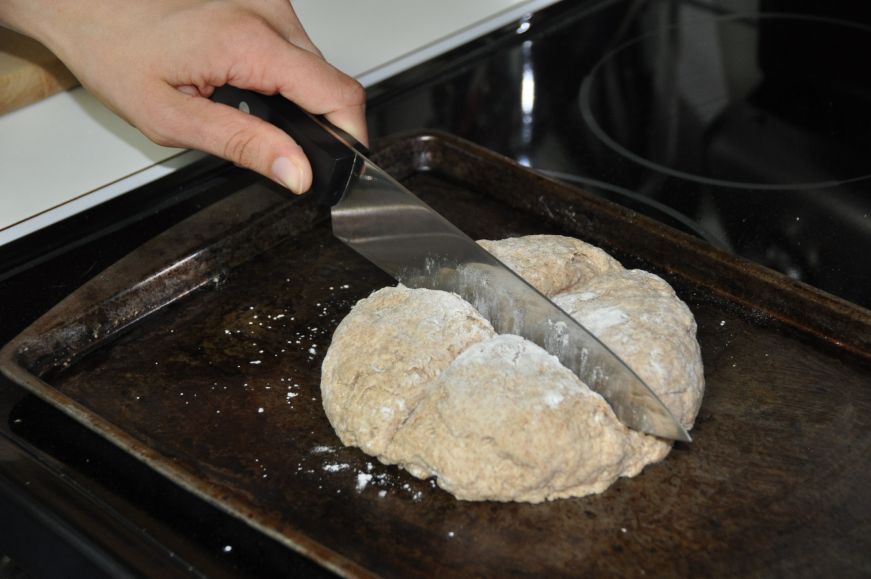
[320,235,705,502]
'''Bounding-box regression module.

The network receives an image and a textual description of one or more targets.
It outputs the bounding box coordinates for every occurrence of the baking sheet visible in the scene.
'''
[2,133,870,577]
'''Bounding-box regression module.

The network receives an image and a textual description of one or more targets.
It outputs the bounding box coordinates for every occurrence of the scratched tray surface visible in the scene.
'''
[5,134,871,577]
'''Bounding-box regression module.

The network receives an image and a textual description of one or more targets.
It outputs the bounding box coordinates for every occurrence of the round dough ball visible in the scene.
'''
[320,235,705,502]
[321,286,495,455]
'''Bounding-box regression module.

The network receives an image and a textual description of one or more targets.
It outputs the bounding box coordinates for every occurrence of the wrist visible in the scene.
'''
[0,0,49,39]
[0,0,92,62]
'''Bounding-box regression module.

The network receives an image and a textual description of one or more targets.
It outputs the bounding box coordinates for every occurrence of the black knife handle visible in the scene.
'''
[211,85,365,205]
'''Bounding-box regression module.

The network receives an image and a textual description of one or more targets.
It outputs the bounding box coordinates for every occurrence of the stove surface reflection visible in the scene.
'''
[368,0,871,309]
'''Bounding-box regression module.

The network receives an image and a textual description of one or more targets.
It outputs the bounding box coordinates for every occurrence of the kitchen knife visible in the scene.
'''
[211,86,691,443]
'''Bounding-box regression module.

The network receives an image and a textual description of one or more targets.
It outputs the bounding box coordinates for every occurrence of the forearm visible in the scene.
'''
[1,0,143,82]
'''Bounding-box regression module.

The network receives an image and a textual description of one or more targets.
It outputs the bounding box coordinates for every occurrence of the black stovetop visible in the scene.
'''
[1,0,869,577]
[367,0,871,309]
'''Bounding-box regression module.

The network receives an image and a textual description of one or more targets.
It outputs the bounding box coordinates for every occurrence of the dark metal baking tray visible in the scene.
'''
[2,133,870,577]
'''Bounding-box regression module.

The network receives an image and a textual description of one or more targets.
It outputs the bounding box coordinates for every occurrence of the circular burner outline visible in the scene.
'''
[536,169,729,249]
[579,12,871,191]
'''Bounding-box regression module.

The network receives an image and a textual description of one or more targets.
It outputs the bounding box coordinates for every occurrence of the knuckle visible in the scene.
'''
[223,127,261,168]
[232,10,272,38]
[340,77,366,106]
[139,117,178,148]
[208,6,270,52]
[149,132,175,148]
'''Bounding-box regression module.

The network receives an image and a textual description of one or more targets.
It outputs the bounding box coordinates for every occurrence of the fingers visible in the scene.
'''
[198,16,368,145]
[323,102,368,149]
[272,46,369,147]
[153,86,313,194]
[176,85,201,97]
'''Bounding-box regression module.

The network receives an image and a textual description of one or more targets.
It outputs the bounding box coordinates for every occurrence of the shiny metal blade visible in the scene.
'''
[332,156,690,442]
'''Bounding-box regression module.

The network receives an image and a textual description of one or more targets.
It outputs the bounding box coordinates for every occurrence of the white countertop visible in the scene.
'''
[0,0,560,246]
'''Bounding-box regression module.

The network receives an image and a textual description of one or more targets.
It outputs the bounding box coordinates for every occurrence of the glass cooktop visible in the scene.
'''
[367,0,871,309]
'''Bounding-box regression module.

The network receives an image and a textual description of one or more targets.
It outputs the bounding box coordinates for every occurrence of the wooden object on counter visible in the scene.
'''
[0,28,78,115]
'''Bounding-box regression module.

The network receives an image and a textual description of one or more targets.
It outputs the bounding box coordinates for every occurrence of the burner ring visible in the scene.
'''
[579,13,871,190]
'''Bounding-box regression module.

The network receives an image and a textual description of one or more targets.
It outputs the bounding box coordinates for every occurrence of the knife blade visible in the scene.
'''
[212,86,690,442]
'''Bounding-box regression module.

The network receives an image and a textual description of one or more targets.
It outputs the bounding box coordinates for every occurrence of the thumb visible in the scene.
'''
[151,87,313,194]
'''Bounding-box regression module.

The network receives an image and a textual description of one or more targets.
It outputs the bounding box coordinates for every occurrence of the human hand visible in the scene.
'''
[0,0,367,194]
